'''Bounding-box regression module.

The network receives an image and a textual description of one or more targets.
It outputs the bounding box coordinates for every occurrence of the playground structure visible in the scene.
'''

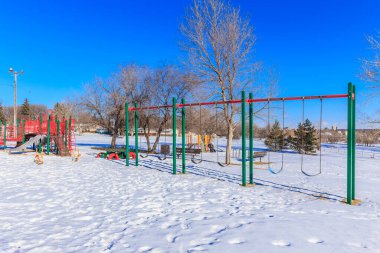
[124,83,357,205]
[0,113,77,157]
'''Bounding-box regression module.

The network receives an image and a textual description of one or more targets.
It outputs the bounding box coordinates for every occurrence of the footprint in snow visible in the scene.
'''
[190,216,206,221]
[151,248,165,253]
[188,246,206,251]
[307,237,324,244]
[73,216,93,221]
[160,222,177,229]
[346,242,367,248]
[138,246,152,252]
[166,234,179,243]
[228,238,246,245]
[189,237,217,247]
[209,225,227,234]
[272,240,291,247]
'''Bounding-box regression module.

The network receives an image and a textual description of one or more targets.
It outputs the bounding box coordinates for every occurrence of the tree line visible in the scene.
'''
[0,99,48,124]
[74,0,277,164]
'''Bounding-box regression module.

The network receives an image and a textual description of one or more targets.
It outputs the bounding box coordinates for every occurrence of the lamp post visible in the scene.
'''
[9,68,23,137]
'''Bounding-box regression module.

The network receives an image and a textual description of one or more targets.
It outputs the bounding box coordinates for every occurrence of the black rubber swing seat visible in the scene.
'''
[301,169,322,177]
[217,162,228,167]
[268,166,283,174]
[191,156,203,164]
[157,154,167,161]
[140,153,149,158]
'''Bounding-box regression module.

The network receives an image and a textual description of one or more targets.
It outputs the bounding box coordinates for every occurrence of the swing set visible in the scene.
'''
[264,95,323,176]
[124,83,357,205]
[138,107,170,161]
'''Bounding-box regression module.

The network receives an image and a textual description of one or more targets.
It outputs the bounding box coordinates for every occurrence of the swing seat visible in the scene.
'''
[268,166,283,174]
[139,152,149,158]
[157,154,167,160]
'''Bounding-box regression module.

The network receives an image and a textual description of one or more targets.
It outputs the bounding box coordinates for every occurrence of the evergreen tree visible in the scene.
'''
[20,98,31,120]
[264,120,286,151]
[0,104,6,123]
[54,102,60,114]
[54,102,66,118]
[290,119,319,154]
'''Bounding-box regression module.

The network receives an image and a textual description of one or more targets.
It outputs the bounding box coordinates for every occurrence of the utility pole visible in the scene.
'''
[9,68,24,137]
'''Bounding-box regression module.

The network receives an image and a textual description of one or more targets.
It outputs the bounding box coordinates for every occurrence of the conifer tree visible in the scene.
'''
[20,98,31,120]
[289,119,319,154]
[54,103,60,114]
[264,120,286,151]
[54,102,67,118]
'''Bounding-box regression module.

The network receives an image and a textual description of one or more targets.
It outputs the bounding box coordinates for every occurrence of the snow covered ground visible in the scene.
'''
[0,133,379,253]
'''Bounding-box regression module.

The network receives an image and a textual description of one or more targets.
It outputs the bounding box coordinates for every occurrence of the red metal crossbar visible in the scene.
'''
[247,94,348,103]
[128,93,349,111]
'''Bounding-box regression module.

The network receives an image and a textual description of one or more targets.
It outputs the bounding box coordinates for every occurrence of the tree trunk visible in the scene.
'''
[152,112,168,152]
[111,130,117,148]
[152,121,164,152]
[143,127,151,152]
[225,123,234,164]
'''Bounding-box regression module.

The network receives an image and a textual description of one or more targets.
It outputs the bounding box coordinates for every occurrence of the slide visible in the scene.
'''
[11,135,46,153]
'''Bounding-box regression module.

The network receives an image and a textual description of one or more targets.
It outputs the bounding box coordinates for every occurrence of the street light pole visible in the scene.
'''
[9,68,23,137]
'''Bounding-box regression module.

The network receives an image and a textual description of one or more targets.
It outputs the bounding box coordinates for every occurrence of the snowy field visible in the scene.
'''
[0,133,379,253]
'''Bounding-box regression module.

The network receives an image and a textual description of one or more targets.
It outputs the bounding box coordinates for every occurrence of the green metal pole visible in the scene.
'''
[22,120,25,144]
[352,84,356,200]
[347,82,353,205]
[125,102,130,166]
[65,119,68,149]
[172,97,177,175]
[16,119,20,140]
[57,119,60,137]
[181,98,186,174]
[241,91,247,186]
[62,116,65,149]
[249,93,254,185]
[134,102,139,166]
[69,116,72,151]
[4,121,7,149]
[57,119,60,155]
[47,115,51,155]
[39,113,43,134]
[38,114,42,153]
[0,121,2,148]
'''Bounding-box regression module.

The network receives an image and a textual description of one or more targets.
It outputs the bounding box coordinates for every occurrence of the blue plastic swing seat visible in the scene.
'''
[268,166,283,174]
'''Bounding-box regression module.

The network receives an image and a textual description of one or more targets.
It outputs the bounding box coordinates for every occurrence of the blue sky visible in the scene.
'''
[0,0,379,127]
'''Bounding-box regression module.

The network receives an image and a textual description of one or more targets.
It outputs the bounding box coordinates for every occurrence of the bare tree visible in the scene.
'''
[361,32,380,88]
[80,64,142,147]
[54,100,76,119]
[53,98,96,134]
[180,0,260,164]
[136,65,196,152]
